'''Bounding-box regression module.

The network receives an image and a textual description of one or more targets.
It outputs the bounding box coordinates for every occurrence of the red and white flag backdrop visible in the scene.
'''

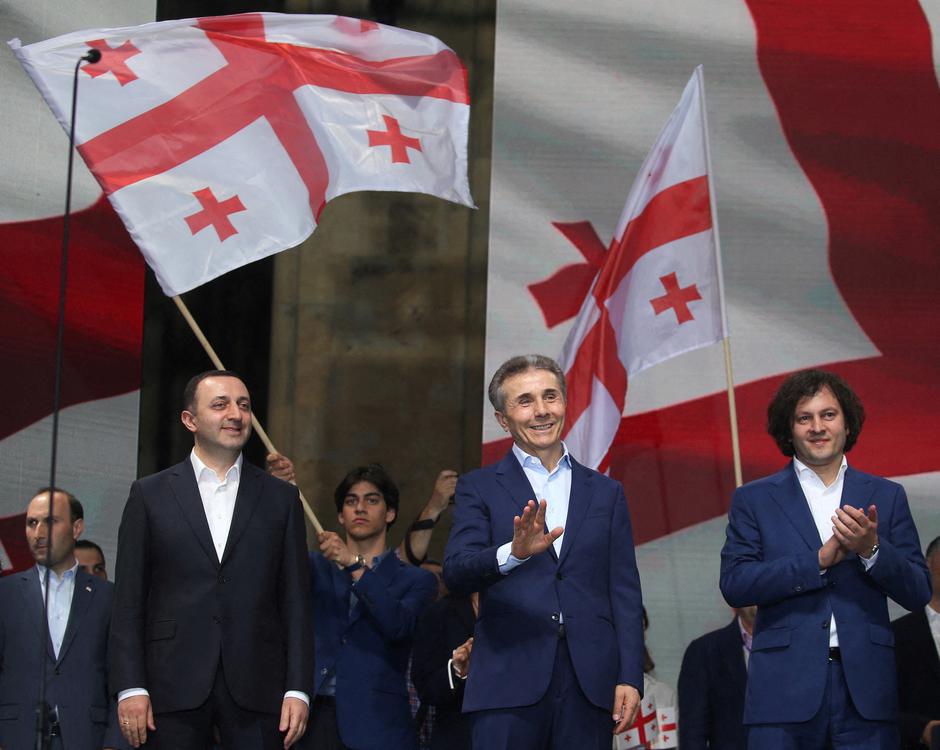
[0,0,154,575]
[486,0,940,684]
[11,13,473,296]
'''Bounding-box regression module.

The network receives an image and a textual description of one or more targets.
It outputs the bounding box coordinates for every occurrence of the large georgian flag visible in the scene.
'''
[556,69,724,471]
[11,13,474,296]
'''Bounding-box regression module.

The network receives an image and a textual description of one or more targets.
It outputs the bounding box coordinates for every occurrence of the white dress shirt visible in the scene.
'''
[192,450,242,562]
[37,561,78,659]
[496,442,573,572]
[926,603,940,659]
[794,457,877,648]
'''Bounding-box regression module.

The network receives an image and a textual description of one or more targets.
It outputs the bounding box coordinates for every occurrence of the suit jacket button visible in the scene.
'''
[218,575,226,584]
[556,572,563,580]
[551,613,559,622]
[822,620,830,629]
[213,616,221,624]
[54,667,60,675]
[341,636,347,645]
[794,584,803,592]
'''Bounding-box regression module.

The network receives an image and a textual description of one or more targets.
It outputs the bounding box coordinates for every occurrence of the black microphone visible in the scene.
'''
[81,48,102,64]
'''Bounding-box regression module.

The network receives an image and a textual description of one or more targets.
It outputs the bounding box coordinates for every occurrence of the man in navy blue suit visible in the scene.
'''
[720,369,931,749]
[0,488,127,749]
[444,354,644,750]
[305,464,437,750]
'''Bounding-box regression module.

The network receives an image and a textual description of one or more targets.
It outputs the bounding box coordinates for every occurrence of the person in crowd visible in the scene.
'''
[720,369,931,749]
[75,538,108,580]
[616,607,677,750]
[0,488,127,749]
[444,354,644,749]
[110,370,313,749]
[893,534,940,749]
[266,454,458,568]
[304,464,438,750]
[411,589,478,750]
[677,606,755,750]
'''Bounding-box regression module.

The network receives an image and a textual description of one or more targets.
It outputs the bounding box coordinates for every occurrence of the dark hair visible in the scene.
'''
[75,539,105,557]
[641,606,655,673]
[333,464,400,527]
[182,369,245,412]
[926,535,940,562]
[487,354,567,411]
[766,369,865,457]
[35,487,83,523]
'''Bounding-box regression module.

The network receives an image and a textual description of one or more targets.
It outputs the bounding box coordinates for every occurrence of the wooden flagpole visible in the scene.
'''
[695,65,743,488]
[171,294,325,532]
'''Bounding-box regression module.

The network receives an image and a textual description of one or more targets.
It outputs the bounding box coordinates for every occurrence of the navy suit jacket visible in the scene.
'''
[307,550,437,750]
[109,458,313,714]
[443,449,644,713]
[0,567,128,749]
[719,463,931,724]
[677,619,747,750]
[892,607,940,748]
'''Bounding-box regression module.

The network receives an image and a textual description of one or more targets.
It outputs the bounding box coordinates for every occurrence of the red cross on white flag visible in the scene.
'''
[558,67,725,471]
[10,13,474,296]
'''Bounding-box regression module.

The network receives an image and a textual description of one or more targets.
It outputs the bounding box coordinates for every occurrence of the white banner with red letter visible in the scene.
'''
[11,13,473,296]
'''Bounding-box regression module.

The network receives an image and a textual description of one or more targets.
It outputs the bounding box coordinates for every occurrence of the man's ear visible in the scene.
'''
[494,411,509,432]
[72,518,85,542]
[337,513,346,530]
[181,409,197,434]
[386,508,397,526]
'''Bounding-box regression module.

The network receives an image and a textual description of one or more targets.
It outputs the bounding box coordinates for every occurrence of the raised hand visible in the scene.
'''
[266,452,296,483]
[510,499,563,560]
[832,504,878,557]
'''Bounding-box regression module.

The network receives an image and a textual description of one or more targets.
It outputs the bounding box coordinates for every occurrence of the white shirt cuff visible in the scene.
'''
[285,690,309,705]
[496,542,529,574]
[860,548,879,570]
[118,688,149,702]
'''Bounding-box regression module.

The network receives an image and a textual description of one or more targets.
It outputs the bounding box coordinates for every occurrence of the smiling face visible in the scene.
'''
[338,480,396,544]
[495,367,566,468]
[790,385,848,480]
[181,376,252,460]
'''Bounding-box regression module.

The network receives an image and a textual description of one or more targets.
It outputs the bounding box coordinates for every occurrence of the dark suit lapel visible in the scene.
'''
[495,449,559,561]
[19,569,55,661]
[222,462,262,564]
[768,464,822,550]
[169,459,219,566]
[558,458,593,567]
[56,570,95,665]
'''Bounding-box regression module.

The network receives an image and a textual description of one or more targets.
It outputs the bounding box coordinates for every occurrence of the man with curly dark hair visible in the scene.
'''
[720,368,931,749]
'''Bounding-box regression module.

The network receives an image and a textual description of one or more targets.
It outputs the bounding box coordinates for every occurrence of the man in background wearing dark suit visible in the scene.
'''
[893,534,940,749]
[0,488,127,749]
[678,606,754,750]
[110,370,313,749]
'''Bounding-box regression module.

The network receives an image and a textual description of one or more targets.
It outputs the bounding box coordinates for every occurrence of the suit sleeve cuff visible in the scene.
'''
[284,691,310,705]
[118,688,149,702]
